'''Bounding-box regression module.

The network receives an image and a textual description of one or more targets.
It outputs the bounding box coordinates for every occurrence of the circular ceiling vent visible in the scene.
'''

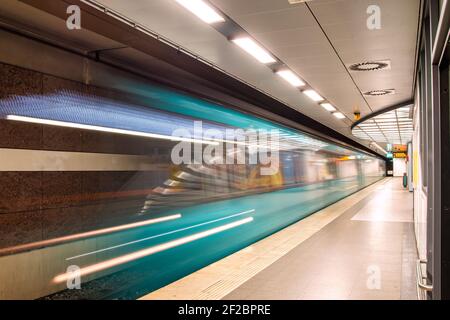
[349,60,391,72]
[364,89,396,96]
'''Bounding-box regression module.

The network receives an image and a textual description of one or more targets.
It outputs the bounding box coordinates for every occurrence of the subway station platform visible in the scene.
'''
[142,178,416,300]
[1,0,449,303]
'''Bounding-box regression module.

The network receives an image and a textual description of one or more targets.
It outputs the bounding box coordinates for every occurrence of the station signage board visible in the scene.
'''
[394,152,407,158]
[393,144,407,152]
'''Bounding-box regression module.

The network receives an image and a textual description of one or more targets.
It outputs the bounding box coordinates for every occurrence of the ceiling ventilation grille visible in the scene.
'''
[349,60,391,72]
[364,89,396,96]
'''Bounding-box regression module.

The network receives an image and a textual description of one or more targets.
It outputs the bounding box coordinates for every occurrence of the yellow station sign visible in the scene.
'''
[394,152,407,158]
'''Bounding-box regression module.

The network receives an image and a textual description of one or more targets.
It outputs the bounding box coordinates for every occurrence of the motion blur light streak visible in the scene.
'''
[53,217,254,283]
[0,214,182,255]
[66,209,255,261]
[6,115,281,151]
[6,115,219,145]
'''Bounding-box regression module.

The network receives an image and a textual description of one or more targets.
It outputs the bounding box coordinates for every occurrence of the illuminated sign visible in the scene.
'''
[386,152,393,159]
[394,152,407,158]
[393,144,407,152]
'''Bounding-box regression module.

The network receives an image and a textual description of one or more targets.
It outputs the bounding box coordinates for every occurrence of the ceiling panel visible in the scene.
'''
[226,6,315,33]
[308,0,420,113]
[97,0,358,139]
[212,0,376,122]
[211,0,419,153]
[0,0,123,52]
[82,0,419,153]
[352,104,414,145]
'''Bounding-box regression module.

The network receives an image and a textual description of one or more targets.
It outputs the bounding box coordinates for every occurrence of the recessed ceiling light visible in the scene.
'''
[320,103,336,112]
[364,89,396,96]
[349,60,391,72]
[303,90,324,102]
[333,112,346,119]
[232,37,276,64]
[175,0,225,24]
[276,70,305,87]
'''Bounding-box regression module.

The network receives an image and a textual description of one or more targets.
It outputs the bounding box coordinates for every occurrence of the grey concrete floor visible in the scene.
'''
[223,178,417,300]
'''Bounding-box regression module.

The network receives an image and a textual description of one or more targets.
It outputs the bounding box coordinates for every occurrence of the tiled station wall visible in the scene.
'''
[0,62,172,255]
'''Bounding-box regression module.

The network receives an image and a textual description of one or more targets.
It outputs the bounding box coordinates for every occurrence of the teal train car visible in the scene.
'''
[0,83,385,299]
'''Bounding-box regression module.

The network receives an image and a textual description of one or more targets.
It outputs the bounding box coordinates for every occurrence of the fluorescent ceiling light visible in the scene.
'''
[175,0,225,24]
[370,142,388,155]
[6,115,218,145]
[232,37,276,64]
[303,89,324,102]
[333,112,346,119]
[276,70,305,87]
[320,103,336,112]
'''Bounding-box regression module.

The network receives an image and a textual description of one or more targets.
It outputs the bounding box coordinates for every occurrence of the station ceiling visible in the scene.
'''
[94,0,421,152]
[352,103,414,146]
[0,0,421,154]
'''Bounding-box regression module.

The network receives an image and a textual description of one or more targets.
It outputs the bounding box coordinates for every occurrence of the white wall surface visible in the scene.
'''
[393,158,407,177]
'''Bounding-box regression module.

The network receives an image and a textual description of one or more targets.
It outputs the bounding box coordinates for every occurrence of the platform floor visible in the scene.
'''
[141,177,417,300]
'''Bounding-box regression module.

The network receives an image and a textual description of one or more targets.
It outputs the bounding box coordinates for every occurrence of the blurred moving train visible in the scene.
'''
[0,69,385,299]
